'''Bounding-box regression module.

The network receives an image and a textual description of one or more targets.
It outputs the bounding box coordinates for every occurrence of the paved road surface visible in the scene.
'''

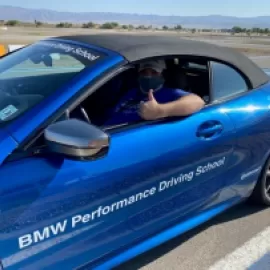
[250,56,270,68]
[115,204,270,270]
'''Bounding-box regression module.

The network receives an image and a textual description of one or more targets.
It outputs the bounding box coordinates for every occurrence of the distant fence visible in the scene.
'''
[0,44,25,56]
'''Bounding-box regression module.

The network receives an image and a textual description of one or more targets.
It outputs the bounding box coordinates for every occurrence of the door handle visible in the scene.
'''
[196,121,223,139]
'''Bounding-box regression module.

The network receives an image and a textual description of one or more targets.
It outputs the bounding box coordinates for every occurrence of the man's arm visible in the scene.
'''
[159,93,205,118]
[138,90,205,120]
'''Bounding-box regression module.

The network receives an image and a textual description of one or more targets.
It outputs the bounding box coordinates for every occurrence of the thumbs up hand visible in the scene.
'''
[148,89,156,102]
[138,90,164,120]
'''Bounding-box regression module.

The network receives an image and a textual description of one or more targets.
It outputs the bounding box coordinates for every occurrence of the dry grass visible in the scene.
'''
[233,47,270,56]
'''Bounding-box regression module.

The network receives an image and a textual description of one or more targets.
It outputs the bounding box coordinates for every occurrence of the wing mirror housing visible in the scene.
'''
[44,119,109,160]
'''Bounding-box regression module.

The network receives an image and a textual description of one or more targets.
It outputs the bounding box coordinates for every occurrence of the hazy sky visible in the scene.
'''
[1,0,270,17]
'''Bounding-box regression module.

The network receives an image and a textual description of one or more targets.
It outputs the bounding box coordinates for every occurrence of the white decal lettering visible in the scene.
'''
[159,181,168,192]
[19,234,32,249]
[33,227,50,243]
[17,156,227,249]
[196,157,226,176]
[38,41,101,61]
[72,215,82,228]
[50,220,67,235]
[82,214,91,223]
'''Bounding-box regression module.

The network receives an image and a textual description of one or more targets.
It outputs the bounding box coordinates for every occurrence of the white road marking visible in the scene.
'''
[209,226,270,270]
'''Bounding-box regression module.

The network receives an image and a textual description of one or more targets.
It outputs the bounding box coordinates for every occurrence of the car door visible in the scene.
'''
[0,104,236,270]
[103,102,237,240]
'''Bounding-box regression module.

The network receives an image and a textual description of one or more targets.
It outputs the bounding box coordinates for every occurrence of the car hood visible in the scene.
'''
[0,128,18,165]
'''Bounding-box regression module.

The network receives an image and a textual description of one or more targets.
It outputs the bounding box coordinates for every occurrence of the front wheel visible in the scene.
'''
[249,157,270,206]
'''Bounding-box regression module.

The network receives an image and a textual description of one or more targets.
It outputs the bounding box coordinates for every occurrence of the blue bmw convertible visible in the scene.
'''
[0,34,270,270]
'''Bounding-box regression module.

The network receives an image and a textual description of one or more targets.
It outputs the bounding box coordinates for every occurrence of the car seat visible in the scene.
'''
[163,59,210,103]
[163,61,190,91]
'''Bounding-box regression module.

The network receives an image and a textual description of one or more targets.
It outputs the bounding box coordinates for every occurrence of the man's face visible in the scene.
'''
[138,68,164,93]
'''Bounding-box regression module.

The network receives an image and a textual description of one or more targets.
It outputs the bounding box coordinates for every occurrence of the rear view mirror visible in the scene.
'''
[30,53,53,67]
[44,119,109,159]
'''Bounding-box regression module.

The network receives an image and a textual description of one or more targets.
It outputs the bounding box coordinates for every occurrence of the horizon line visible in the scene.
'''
[1,4,270,18]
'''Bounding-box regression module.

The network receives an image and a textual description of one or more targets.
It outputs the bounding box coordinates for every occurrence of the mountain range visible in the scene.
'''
[1,5,270,29]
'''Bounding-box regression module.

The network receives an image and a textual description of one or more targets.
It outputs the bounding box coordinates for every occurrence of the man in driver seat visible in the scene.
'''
[104,59,205,126]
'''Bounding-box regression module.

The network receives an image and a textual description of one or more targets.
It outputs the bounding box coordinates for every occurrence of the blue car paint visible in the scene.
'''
[0,38,270,269]
[0,128,18,164]
[214,86,270,198]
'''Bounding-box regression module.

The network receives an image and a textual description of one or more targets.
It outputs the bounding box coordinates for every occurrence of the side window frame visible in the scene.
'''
[103,56,213,133]
[209,60,252,104]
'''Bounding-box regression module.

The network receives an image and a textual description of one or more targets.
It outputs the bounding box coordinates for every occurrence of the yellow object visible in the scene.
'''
[0,44,7,56]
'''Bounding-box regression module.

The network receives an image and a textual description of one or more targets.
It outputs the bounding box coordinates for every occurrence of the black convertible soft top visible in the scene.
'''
[54,34,269,89]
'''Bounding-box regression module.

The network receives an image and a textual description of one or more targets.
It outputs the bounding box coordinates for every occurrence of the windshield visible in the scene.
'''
[0,40,106,125]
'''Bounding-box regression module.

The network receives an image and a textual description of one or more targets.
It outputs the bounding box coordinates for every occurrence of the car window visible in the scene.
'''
[211,61,248,101]
[185,62,208,70]
[0,40,107,126]
[1,53,85,79]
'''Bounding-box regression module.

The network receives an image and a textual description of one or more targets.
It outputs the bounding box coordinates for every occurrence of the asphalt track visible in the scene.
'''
[116,203,270,270]
[116,56,270,270]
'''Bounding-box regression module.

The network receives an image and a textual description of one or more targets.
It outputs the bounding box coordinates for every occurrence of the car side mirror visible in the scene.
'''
[44,119,109,159]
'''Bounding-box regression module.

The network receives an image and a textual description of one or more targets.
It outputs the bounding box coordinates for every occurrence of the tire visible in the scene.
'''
[249,157,270,206]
